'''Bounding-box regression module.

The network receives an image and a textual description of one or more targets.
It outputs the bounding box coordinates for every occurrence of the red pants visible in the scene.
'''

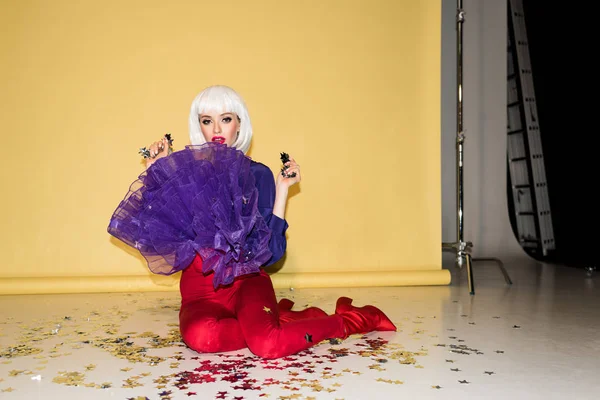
[179,255,345,359]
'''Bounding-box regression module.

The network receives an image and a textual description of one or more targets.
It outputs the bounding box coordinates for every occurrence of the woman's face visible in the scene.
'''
[199,111,240,147]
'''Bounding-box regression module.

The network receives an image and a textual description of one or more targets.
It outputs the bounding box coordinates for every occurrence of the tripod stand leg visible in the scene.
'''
[466,253,474,295]
[472,257,513,285]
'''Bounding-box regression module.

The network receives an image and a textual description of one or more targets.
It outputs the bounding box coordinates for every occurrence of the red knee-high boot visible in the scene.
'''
[277,298,328,324]
[235,273,346,359]
[335,296,397,338]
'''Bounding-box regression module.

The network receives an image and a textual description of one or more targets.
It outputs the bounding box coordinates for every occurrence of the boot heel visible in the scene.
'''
[278,298,295,311]
[335,296,354,314]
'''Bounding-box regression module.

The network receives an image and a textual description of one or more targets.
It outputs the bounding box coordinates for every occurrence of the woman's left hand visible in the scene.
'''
[276,156,301,188]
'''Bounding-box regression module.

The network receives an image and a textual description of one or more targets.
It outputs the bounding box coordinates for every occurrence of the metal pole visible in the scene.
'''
[455,1,474,293]
[443,0,474,294]
[456,0,464,248]
[442,0,512,294]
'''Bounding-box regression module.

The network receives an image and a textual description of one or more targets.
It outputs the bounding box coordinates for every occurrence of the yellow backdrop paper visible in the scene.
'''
[0,0,448,294]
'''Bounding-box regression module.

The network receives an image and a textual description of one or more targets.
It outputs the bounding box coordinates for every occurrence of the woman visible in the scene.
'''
[108,85,396,359]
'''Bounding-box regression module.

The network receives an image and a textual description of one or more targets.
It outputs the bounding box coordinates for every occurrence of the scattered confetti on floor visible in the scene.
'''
[1,262,599,399]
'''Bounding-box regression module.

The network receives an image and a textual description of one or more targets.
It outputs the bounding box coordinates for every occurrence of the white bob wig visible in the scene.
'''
[188,85,252,154]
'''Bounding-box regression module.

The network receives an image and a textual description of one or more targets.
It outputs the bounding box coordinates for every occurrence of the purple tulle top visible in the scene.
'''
[107,143,288,288]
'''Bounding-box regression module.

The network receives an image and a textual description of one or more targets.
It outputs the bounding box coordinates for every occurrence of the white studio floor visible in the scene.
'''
[0,257,598,400]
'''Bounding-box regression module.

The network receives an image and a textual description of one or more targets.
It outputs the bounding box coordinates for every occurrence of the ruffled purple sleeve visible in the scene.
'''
[250,162,288,266]
[107,143,273,288]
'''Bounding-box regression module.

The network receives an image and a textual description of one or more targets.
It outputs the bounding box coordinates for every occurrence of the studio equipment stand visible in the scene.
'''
[442,0,513,295]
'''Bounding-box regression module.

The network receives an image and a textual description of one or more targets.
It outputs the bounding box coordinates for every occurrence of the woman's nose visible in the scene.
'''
[213,122,221,134]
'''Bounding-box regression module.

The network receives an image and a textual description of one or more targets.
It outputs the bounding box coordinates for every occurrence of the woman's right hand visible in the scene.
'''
[145,137,170,168]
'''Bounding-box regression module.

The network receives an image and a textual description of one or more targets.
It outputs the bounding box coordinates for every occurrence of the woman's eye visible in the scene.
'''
[200,119,211,125]
[222,117,232,123]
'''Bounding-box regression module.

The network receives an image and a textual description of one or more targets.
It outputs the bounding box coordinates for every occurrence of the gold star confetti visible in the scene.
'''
[0,344,43,358]
[122,378,143,389]
[376,378,403,384]
[53,371,86,387]
[389,350,418,365]
[263,306,272,313]
[137,331,157,337]
[308,383,324,392]
[1,387,15,393]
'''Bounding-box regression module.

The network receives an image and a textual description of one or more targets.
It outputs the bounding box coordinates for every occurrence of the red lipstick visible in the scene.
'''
[212,136,225,144]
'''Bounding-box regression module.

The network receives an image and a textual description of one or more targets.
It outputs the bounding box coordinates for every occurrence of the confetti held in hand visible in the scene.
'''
[279,152,297,178]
